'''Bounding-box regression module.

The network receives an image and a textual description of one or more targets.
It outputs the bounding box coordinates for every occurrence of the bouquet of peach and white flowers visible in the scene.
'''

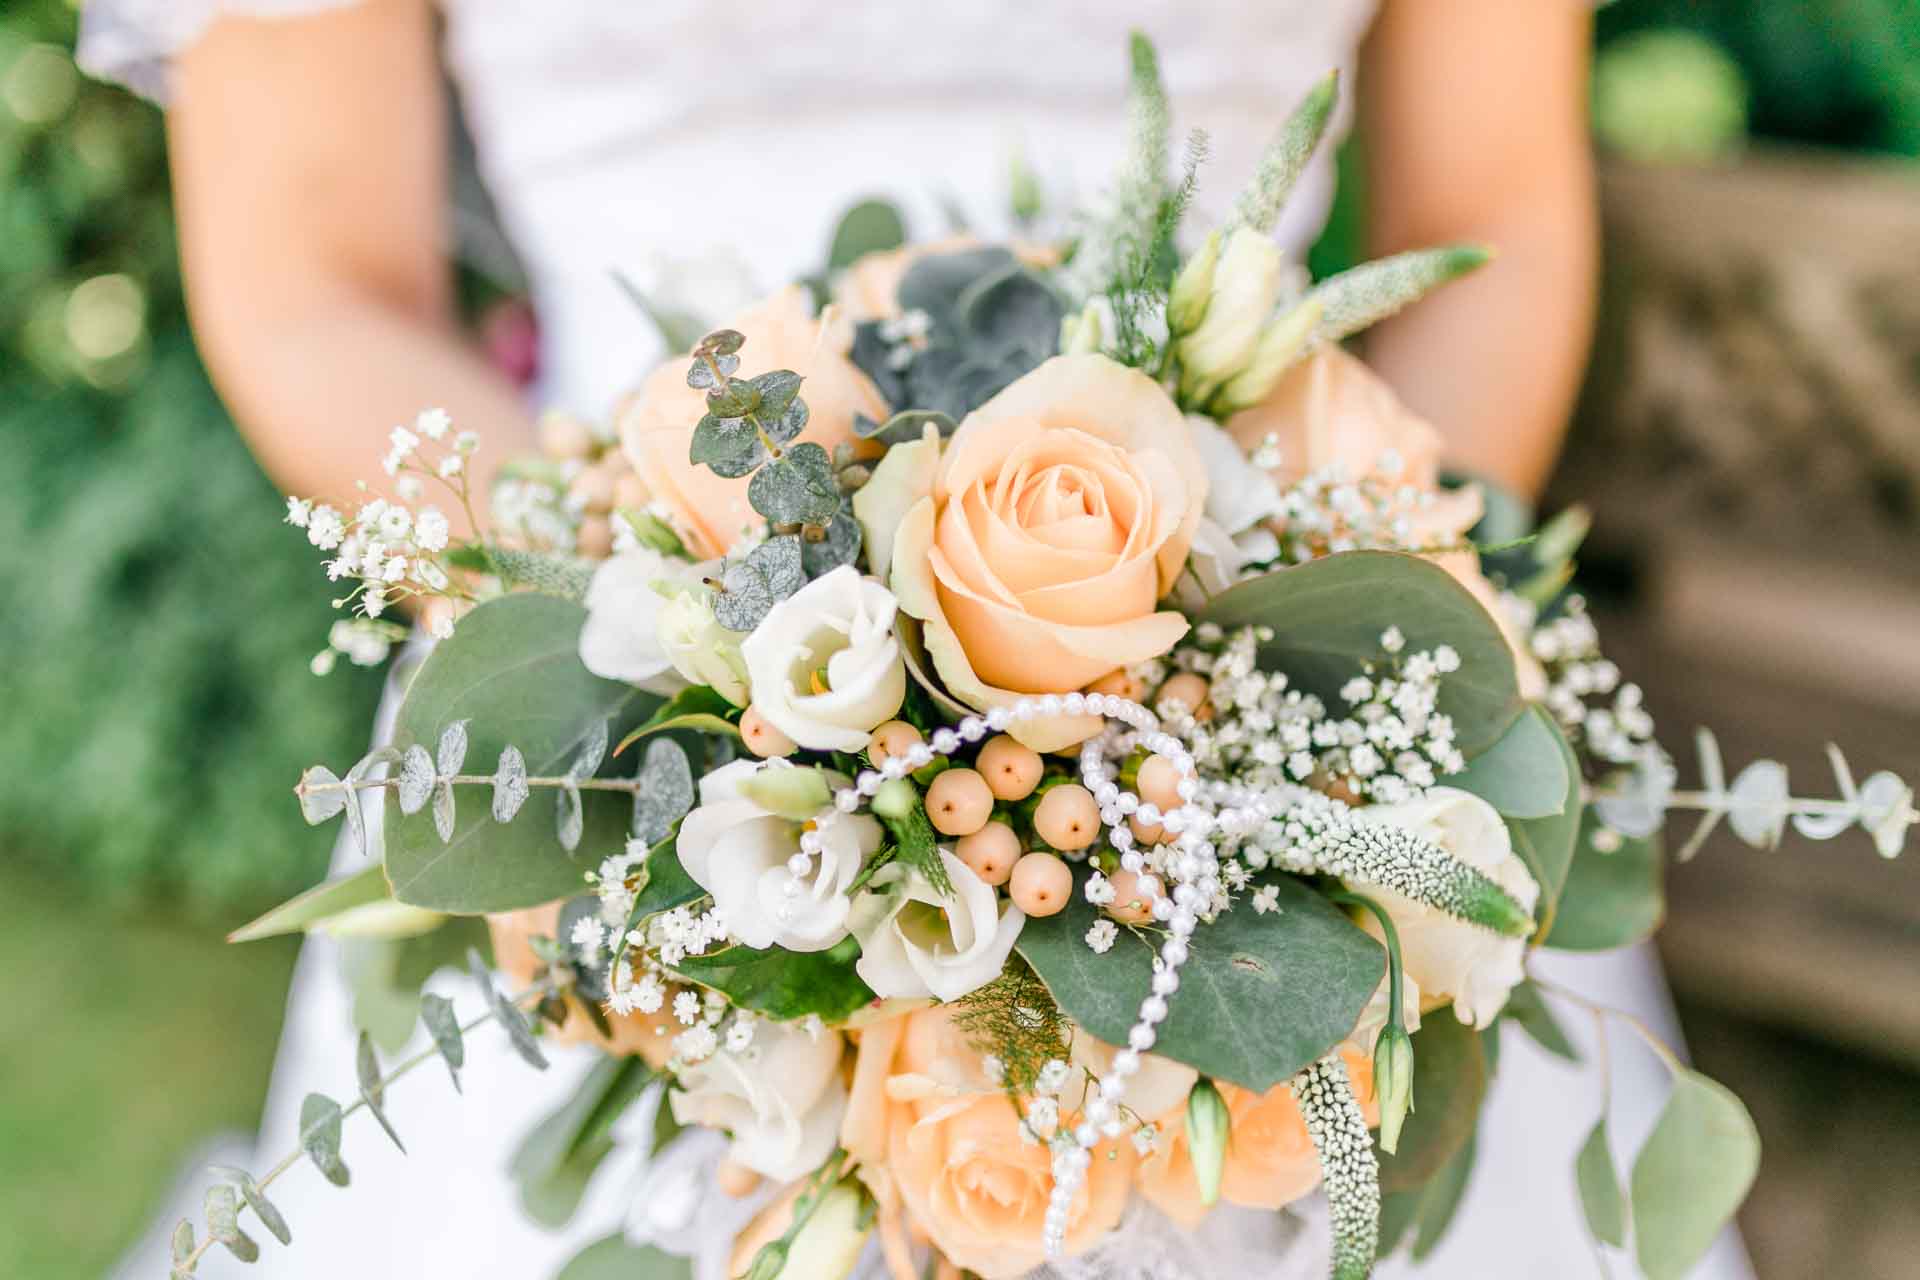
[174,33,1913,1280]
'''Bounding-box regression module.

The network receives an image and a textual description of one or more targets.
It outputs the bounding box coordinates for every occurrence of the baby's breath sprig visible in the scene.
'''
[168,971,558,1277]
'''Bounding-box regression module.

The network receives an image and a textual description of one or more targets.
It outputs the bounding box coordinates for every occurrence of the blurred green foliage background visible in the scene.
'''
[2,0,381,916]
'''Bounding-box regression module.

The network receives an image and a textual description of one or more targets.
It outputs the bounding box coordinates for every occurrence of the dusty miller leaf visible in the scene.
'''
[420,993,465,1092]
[396,745,435,816]
[493,745,530,823]
[633,739,694,846]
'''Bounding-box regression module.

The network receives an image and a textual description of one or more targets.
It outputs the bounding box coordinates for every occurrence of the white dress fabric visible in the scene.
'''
[82,3,1751,1277]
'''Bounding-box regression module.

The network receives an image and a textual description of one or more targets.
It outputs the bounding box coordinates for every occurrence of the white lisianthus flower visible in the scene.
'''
[579,548,694,691]
[656,585,751,707]
[1351,786,1540,1027]
[668,1020,847,1183]
[675,759,881,952]
[848,850,1025,1002]
[1187,416,1283,536]
[740,565,906,753]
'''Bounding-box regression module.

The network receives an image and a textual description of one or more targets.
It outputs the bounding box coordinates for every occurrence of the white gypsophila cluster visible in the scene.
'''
[1268,455,1463,566]
[490,476,575,552]
[285,406,474,642]
[1160,624,1465,811]
[1532,594,1658,766]
[667,992,752,1068]
[1289,1054,1380,1280]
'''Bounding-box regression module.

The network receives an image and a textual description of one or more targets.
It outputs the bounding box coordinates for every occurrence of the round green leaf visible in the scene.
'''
[827,199,907,272]
[1631,1072,1760,1280]
[1544,814,1665,951]
[1451,704,1570,819]
[1576,1115,1628,1248]
[383,594,656,913]
[1017,874,1383,1090]
[1502,712,1584,934]
[1198,551,1523,757]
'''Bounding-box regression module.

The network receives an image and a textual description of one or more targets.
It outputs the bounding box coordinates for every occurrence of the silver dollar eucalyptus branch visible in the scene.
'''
[1593,729,1917,860]
[169,961,558,1276]
[294,719,694,855]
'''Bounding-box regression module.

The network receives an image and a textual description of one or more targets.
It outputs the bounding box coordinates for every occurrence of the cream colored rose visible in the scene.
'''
[669,1019,848,1183]
[740,566,906,753]
[864,354,1207,751]
[618,286,888,558]
[1135,1049,1378,1229]
[1352,787,1541,1027]
[840,1008,1135,1279]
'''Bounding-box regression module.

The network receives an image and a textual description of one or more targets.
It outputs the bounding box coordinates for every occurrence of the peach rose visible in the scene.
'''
[1226,346,1443,490]
[860,354,1207,751]
[617,285,889,558]
[1135,1049,1378,1229]
[841,1007,1136,1279]
[1227,347,1546,698]
[487,904,680,1069]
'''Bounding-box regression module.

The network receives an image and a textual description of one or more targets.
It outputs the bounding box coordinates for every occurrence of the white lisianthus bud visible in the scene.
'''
[1060,298,1106,355]
[656,586,751,706]
[740,566,906,753]
[1373,1021,1416,1155]
[733,1177,873,1280]
[1176,227,1285,402]
[1210,295,1324,415]
[1166,229,1222,336]
[1184,1077,1231,1207]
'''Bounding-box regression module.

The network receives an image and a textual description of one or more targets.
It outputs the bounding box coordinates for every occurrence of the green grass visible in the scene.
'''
[0,860,296,1280]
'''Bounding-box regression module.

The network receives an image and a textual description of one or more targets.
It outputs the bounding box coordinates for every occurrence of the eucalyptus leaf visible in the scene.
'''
[613,686,743,755]
[440,720,472,775]
[204,1183,260,1262]
[239,1180,292,1247]
[341,747,400,859]
[705,377,761,419]
[634,739,695,846]
[1631,1072,1760,1280]
[1576,1116,1628,1248]
[673,935,875,1022]
[752,370,805,424]
[712,560,774,632]
[1500,981,1579,1062]
[957,264,1065,358]
[356,1031,406,1153]
[229,865,392,942]
[749,442,841,527]
[897,247,1019,328]
[1198,551,1522,757]
[493,745,531,823]
[1501,708,1584,932]
[396,745,435,816]
[827,198,908,272]
[802,504,864,578]
[1410,1129,1477,1260]
[472,948,550,1070]
[1449,706,1570,819]
[1544,815,1665,951]
[299,1093,350,1187]
[1375,1009,1486,1193]
[383,594,654,913]
[297,765,347,825]
[749,535,806,602]
[171,1219,195,1264]
[555,783,584,853]
[1726,760,1791,849]
[420,992,465,1091]
[1018,874,1383,1090]
[853,409,958,448]
[689,413,767,479]
[557,1233,695,1280]
[431,781,457,843]
[511,1056,656,1228]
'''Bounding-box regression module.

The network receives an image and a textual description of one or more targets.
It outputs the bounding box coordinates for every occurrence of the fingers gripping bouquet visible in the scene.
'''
[186,35,1915,1280]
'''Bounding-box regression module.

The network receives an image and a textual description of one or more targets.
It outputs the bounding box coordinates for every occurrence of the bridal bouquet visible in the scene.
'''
[174,34,1913,1280]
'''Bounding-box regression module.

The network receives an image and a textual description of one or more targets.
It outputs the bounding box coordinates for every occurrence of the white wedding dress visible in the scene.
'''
[85,3,1751,1277]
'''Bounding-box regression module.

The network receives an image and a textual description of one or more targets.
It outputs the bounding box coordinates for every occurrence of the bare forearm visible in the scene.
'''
[198,288,534,526]
[1361,207,1596,499]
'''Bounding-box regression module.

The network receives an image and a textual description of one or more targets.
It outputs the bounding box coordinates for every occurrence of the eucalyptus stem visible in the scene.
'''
[175,979,558,1275]
[1530,974,1684,1076]
[299,772,646,799]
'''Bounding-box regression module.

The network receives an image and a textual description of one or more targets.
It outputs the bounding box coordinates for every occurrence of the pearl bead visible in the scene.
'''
[1128,1026,1156,1051]
[833,790,859,812]
[931,728,960,755]
[786,853,811,877]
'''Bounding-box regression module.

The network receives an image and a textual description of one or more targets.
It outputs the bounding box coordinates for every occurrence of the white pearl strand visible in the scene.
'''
[791,688,1275,1261]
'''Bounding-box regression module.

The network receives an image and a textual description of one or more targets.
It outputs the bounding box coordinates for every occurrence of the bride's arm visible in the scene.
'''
[168,0,532,525]
[1358,0,1598,500]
